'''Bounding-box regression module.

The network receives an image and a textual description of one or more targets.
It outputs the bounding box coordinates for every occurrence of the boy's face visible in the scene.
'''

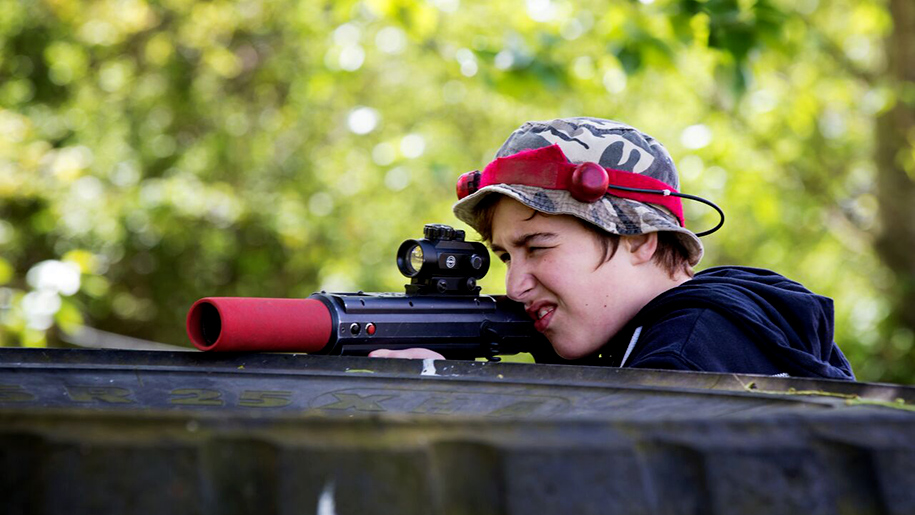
[489,197,650,359]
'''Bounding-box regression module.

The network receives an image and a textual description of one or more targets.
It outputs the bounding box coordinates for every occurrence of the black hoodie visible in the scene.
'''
[595,266,855,380]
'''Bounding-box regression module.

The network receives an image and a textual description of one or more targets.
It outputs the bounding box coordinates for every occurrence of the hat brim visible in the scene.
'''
[453,185,704,266]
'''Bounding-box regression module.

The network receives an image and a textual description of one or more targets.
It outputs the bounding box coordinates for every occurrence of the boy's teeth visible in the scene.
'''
[538,307,553,319]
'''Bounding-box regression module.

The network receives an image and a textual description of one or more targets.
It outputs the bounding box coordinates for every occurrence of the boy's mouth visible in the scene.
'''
[527,303,556,332]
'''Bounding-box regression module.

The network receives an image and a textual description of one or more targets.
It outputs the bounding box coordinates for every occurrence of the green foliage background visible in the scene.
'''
[1,0,912,382]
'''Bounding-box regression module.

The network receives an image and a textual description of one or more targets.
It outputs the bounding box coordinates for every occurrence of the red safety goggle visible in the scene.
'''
[456,144,685,227]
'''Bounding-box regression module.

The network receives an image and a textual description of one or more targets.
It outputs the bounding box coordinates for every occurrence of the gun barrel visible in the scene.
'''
[186,297,332,352]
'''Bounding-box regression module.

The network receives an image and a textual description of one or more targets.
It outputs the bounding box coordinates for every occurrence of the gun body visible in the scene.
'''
[187,224,555,361]
[314,292,548,359]
[187,292,552,360]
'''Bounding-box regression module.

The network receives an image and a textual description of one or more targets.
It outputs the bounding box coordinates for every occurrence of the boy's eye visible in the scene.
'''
[527,246,553,254]
[498,253,510,263]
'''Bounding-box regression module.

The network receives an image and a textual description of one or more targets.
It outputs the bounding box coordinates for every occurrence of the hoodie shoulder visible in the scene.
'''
[629,266,855,380]
[627,306,789,376]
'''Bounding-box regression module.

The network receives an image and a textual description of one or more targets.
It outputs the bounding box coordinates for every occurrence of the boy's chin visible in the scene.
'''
[550,337,600,361]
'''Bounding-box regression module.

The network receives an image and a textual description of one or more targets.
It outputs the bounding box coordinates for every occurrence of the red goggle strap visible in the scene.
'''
[457,144,685,226]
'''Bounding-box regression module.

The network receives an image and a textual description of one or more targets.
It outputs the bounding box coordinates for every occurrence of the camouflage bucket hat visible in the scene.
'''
[452,117,704,266]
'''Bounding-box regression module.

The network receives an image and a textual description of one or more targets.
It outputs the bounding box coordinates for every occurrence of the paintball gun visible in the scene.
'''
[186,224,552,361]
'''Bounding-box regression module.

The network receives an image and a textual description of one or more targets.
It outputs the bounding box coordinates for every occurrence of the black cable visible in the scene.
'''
[606,185,725,237]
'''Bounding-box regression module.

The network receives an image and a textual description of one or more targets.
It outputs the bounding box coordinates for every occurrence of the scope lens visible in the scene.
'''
[408,245,424,274]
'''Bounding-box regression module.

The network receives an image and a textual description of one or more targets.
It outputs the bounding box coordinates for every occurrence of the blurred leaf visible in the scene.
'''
[0,259,12,285]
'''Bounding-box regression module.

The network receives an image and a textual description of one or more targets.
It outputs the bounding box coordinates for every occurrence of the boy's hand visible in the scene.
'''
[368,348,446,360]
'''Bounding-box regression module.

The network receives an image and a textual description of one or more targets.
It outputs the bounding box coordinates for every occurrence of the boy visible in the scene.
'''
[371,118,854,380]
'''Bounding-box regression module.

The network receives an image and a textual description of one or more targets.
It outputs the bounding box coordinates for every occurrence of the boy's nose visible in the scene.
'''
[505,265,535,301]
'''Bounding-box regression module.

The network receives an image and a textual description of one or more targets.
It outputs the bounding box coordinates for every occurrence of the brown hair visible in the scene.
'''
[473,193,504,244]
[474,195,693,279]
[651,232,695,279]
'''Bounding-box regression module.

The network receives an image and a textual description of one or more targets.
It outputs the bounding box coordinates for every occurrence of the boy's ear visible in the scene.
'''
[624,233,658,264]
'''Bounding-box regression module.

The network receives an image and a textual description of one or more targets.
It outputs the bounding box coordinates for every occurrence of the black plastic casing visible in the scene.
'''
[309,292,553,361]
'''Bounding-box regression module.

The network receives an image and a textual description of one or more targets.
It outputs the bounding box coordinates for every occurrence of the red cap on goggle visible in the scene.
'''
[456,144,685,227]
